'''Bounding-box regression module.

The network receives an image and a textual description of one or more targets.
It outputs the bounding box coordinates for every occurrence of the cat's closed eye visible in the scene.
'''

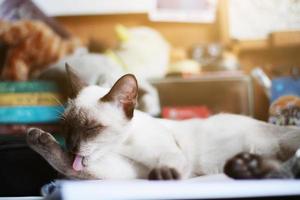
[86,124,104,132]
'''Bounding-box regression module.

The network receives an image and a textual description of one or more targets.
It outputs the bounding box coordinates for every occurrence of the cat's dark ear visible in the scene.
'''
[101,74,138,119]
[65,63,88,98]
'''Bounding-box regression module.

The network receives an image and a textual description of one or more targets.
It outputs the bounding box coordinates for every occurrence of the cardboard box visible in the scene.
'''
[151,73,254,116]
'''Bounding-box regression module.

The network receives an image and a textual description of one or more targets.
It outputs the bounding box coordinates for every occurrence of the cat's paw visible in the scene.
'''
[26,128,56,149]
[224,152,275,179]
[148,166,180,180]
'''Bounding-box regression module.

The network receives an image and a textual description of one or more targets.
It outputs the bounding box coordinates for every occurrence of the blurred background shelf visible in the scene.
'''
[270,31,300,48]
[151,73,254,116]
[231,31,300,52]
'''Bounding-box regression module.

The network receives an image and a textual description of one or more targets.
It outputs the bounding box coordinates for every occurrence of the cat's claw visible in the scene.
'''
[148,166,180,180]
[224,152,275,179]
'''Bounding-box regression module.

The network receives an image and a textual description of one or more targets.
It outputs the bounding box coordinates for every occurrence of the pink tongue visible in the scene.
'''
[72,155,84,171]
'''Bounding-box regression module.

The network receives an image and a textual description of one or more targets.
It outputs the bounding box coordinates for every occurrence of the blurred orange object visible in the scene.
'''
[0,20,81,81]
[269,95,300,126]
[162,106,211,120]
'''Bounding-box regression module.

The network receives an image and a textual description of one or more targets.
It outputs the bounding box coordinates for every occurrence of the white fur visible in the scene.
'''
[67,84,300,179]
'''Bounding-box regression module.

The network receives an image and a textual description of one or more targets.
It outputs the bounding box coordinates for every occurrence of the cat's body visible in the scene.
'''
[27,65,300,180]
[64,91,300,179]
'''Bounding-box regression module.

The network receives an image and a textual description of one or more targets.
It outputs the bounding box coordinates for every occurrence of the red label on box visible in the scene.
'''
[162,106,211,120]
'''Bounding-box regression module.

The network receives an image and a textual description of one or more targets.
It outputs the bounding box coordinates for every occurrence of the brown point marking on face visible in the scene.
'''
[62,106,104,154]
[101,74,138,119]
[65,63,88,99]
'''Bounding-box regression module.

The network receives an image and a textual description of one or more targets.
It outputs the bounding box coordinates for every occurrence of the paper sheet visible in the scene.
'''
[60,174,300,200]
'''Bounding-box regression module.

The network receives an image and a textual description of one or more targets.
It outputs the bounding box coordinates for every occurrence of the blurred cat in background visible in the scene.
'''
[39,25,171,116]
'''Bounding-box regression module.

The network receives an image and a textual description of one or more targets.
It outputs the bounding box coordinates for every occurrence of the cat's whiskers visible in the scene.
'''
[48,94,67,119]
[53,107,65,118]
[60,113,66,121]
[50,94,65,107]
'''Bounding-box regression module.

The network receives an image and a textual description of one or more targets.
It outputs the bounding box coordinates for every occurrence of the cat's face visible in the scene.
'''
[62,64,138,167]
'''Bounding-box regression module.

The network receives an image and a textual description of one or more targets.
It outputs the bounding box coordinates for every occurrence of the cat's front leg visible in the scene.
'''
[148,152,190,180]
[26,128,94,179]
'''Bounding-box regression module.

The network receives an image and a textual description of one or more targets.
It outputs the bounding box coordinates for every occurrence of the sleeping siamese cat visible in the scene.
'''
[27,64,300,180]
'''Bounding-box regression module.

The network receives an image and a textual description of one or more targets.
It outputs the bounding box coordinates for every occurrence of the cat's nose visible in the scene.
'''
[67,142,79,154]
[66,135,80,154]
[71,146,79,154]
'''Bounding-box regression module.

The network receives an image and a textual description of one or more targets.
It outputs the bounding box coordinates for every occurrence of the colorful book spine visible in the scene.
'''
[0,81,59,93]
[0,81,65,124]
[0,106,64,124]
[0,92,63,106]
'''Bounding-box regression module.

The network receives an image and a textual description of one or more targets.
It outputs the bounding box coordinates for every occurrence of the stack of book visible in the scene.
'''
[0,81,64,135]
